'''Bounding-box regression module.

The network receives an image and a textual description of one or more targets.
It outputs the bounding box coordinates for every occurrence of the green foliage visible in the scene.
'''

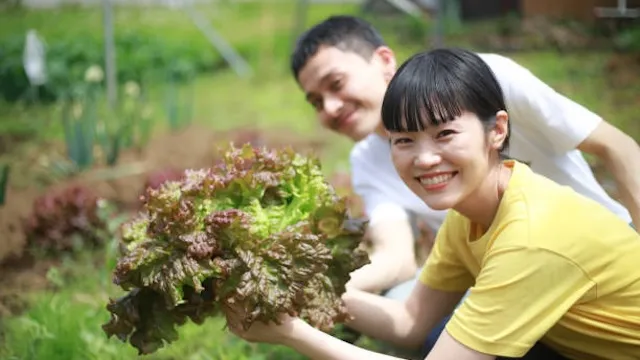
[61,96,97,172]
[0,269,307,360]
[0,163,9,206]
[615,25,640,52]
[102,144,370,355]
[57,77,160,172]
[0,31,215,104]
[164,78,194,131]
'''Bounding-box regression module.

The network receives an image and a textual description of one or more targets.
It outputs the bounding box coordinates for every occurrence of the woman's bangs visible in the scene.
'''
[382,70,464,133]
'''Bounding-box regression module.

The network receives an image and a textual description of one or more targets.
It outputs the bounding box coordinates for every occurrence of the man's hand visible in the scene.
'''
[346,217,419,293]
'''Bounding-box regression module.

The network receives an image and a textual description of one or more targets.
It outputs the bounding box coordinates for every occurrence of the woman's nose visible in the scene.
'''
[414,149,441,168]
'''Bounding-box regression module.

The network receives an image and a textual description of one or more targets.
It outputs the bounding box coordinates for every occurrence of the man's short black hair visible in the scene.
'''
[290,15,387,80]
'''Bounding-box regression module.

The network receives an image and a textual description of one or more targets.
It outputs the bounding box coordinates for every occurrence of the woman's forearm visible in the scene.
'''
[342,287,465,349]
[342,289,425,349]
[282,318,406,360]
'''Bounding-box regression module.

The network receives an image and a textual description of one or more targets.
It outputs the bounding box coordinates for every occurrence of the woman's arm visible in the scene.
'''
[234,295,490,360]
[280,319,494,360]
[281,318,405,360]
[342,285,465,349]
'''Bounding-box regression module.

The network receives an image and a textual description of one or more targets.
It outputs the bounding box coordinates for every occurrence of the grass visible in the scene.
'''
[0,6,414,359]
[0,3,639,360]
[0,2,435,177]
[0,243,312,360]
[509,50,639,137]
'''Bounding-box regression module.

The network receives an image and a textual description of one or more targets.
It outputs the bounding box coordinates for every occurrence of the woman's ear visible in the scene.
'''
[491,110,509,150]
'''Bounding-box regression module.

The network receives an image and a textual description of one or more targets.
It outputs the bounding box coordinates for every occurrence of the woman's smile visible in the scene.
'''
[417,171,458,191]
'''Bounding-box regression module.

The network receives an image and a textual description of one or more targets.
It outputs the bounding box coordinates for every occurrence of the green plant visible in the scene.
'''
[59,73,161,171]
[164,76,194,131]
[0,32,216,104]
[118,80,157,151]
[615,25,640,52]
[61,99,96,172]
[0,163,9,206]
[102,144,370,354]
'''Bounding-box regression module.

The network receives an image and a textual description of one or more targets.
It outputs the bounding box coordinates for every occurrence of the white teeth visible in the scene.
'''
[420,174,453,186]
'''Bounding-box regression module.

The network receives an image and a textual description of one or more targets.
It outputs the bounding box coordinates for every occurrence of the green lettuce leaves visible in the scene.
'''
[102,144,370,354]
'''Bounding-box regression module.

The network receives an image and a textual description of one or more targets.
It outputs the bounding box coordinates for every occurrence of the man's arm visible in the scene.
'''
[346,216,418,293]
[489,55,639,228]
[578,121,640,230]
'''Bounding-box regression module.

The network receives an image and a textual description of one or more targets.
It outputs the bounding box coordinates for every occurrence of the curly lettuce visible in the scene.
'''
[102,144,370,354]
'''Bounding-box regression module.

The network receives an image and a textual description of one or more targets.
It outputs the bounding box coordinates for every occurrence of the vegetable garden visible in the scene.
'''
[0,2,638,359]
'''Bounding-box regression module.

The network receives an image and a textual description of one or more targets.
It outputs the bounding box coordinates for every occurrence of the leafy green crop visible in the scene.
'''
[102,143,370,355]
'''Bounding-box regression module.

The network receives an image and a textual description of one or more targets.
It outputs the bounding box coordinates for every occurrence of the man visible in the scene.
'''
[290,15,640,303]
[228,47,640,360]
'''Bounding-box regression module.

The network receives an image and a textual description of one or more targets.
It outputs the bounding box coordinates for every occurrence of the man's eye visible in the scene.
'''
[310,99,322,111]
[330,79,342,91]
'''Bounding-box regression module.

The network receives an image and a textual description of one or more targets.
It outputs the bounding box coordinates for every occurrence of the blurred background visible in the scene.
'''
[0,0,638,359]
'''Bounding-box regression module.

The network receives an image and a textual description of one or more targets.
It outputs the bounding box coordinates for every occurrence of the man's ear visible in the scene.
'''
[491,110,509,150]
[373,46,397,82]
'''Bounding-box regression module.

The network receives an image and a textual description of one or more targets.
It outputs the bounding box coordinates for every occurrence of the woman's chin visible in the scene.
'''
[422,197,456,211]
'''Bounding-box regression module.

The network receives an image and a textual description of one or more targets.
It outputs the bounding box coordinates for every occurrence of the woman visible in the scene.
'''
[227,48,640,360]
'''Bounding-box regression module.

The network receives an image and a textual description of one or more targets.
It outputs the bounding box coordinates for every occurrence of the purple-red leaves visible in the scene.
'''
[102,144,370,354]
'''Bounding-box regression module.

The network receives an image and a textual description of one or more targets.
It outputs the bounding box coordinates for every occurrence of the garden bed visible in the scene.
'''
[0,124,342,318]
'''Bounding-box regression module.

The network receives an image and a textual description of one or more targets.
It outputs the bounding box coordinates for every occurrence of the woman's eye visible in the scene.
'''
[392,138,412,145]
[437,130,456,138]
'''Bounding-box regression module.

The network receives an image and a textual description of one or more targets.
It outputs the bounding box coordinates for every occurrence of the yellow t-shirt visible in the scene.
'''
[420,160,640,360]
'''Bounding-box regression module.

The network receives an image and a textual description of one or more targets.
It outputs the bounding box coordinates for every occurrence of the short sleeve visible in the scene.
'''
[446,246,595,358]
[489,55,602,154]
[419,213,474,292]
[350,152,409,226]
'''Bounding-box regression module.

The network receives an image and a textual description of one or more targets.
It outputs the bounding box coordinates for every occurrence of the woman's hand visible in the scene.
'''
[224,305,298,345]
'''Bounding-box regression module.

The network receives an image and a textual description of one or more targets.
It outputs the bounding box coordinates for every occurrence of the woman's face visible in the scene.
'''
[389,111,508,211]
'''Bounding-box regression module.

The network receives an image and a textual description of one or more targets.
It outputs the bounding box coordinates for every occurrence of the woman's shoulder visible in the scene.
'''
[501,161,636,248]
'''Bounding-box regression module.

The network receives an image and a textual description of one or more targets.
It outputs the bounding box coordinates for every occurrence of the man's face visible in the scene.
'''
[297,46,396,142]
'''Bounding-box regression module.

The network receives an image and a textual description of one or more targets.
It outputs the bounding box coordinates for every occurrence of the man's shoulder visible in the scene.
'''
[476,52,518,72]
[349,133,389,164]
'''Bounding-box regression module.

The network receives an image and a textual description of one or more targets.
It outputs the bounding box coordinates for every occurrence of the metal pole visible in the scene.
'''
[183,3,253,79]
[292,0,310,50]
[103,0,117,109]
[431,0,444,48]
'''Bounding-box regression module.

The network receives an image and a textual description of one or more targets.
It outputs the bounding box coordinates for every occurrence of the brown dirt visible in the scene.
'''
[465,17,610,52]
[0,255,55,318]
[1,123,328,261]
[605,52,640,88]
[0,123,330,316]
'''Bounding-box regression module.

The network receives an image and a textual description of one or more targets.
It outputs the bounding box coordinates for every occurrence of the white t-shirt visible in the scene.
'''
[350,53,632,231]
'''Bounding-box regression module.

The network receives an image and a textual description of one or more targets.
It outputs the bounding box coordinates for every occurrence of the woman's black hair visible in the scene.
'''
[381,48,510,154]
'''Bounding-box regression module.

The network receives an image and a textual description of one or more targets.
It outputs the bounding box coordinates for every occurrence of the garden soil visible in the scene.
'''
[0,123,328,316]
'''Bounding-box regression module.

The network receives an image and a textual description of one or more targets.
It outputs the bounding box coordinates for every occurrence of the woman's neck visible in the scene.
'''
[454,162,512,230]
